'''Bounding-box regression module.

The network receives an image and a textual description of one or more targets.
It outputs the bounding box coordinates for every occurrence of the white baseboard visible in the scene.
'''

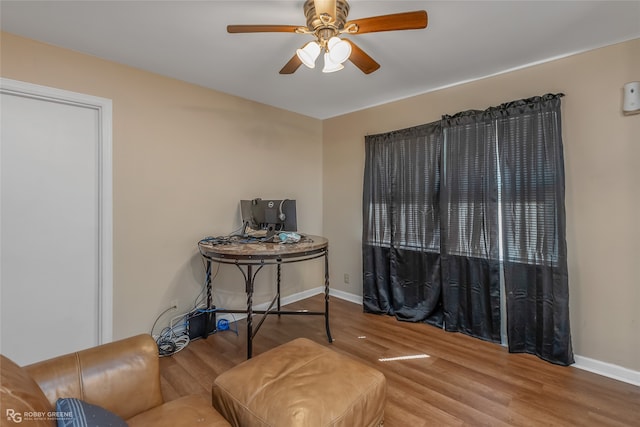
[573,355,640,387]
[214,289,640,388]
[329,288,364,305]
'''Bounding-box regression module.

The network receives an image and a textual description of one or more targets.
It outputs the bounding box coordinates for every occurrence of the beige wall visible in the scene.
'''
[323,38,640,371]
[1,32,324,340]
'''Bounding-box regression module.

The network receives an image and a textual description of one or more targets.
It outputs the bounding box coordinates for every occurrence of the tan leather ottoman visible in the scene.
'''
[212,338,386,427]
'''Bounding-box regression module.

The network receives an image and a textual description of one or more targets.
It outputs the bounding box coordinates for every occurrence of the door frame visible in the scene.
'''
[1,77,113,344]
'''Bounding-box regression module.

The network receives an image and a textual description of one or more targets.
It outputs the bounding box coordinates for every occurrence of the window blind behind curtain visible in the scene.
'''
[362,94,573,366]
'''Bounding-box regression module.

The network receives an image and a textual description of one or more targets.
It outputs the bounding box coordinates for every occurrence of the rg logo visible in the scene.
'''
[5,409,22,423]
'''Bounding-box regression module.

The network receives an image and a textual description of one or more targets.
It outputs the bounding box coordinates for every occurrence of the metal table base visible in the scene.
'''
[199,235,332,359]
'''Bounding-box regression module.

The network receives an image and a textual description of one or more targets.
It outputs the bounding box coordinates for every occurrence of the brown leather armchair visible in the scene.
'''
[0,334,230,427]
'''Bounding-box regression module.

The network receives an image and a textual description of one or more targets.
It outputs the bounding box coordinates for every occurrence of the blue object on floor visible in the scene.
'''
[217,318,230,331]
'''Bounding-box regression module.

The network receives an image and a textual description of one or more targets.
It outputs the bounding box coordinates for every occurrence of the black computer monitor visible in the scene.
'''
[240,198,297,236]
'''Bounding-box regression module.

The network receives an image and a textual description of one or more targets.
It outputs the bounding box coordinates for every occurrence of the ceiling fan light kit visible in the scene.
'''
[227,0,428,75]
[297,36,350,71]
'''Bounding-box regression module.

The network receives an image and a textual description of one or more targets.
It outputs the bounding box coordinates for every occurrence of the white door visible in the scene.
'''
[0,79,112,365]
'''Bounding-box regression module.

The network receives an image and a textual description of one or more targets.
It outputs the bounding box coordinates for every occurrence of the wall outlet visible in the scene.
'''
[344,273,350,284]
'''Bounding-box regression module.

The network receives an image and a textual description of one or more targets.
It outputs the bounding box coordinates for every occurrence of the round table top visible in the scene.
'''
[198,234,328,262]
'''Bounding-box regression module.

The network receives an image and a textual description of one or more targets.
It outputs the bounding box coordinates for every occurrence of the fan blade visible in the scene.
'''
[314,0,337,20]
[345,10,428,34]
[280,54,303,74]
[344,40,380,74]
[227,25,300,33]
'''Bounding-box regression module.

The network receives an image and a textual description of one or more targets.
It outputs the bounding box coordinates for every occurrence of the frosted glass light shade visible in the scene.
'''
[327,37,351,64]
[296,41,321,68]
[322,52,344,73]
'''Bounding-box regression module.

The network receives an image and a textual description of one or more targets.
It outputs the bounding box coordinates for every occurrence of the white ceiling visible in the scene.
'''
[1,1,639,119]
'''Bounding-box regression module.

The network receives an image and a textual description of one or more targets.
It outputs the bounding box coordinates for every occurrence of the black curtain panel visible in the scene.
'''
[362,122,443,326]
[440,111,501,343]
[495,94,573,365]
[362,93,573,365]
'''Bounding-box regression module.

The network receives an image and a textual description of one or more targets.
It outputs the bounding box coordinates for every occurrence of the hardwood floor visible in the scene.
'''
[159,295,639,426]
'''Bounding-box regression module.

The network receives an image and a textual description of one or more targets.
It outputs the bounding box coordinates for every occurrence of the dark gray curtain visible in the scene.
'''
[495,94,573,365]
[362,122,443,326]
[362,93,572,365]
[440,111,501,342]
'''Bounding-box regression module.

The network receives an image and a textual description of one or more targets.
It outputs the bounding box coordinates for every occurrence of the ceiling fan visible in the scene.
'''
[227,0,428,75]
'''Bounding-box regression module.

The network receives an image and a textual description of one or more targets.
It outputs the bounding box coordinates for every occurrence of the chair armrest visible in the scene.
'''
[25,334,164,420]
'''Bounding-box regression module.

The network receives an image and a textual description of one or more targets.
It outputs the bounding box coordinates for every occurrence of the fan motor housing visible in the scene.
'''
[304,0,350,33]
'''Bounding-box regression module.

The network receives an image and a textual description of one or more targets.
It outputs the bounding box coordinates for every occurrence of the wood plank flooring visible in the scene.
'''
[159,295,639,426]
